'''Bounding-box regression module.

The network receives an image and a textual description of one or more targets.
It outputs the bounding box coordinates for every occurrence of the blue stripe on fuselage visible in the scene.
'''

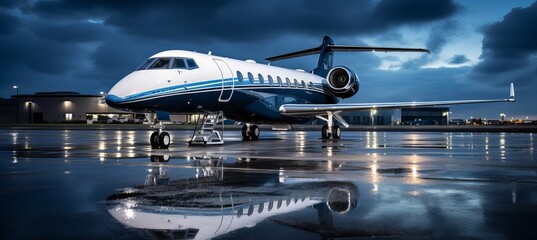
[118,77,330,103]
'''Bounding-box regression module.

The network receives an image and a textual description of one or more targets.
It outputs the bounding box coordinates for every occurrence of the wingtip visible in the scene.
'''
[509,83,516,101]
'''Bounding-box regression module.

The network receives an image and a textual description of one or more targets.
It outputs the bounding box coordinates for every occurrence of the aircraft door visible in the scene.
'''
[213,59,234,102]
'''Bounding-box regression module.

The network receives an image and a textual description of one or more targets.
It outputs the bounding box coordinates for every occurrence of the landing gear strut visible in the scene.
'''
[317,112,347,140]
[242,124,260,141]
[150,121,171,149]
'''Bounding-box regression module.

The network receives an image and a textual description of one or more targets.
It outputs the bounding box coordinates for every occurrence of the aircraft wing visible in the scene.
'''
[280,83,515,116]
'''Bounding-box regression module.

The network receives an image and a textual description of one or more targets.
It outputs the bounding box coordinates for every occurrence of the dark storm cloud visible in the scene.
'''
[373,0,460,24]
[31,21,108,43]
[0,10,20,35]
[27,0,460,42]
[402,20,459,69]
[448,54,470,64]
[471,1,537,85]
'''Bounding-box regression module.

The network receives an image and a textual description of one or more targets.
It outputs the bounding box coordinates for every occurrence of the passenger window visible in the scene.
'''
[247,205,254,216]
[148,58,170,69]
[294,79,299,88]
[309,82,314,88]
[277,77,282,86]
[268,201,274,211]
[186,59,198,69]
[301,80,306,88]
[258,74,264,84]
[171,58,187,69]
[136,58,155,70]
[247,72,255,84]
[268,75,274,85]
[285,78,291,87]
[237,71,244,83]
[258,203,264,213]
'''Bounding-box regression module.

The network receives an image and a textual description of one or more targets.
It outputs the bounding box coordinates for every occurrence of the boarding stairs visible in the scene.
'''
[189,111,225,145]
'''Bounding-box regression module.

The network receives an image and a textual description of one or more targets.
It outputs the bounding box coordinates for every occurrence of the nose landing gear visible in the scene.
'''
[242,124,260,141]
[150,121,171,149]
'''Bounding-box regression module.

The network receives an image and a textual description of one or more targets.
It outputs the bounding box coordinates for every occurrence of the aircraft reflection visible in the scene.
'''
[107,155,358,240]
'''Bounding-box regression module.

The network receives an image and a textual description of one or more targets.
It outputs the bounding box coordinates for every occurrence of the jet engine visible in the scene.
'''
[326,66,360,98]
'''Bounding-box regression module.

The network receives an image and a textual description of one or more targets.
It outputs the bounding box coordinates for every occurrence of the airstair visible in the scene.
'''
[189,111,225,145]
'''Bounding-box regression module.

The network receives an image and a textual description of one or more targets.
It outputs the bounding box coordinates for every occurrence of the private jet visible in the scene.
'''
[105,36,515,148]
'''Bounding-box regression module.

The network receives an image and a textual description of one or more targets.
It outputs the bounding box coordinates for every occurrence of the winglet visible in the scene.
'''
[509,83,515,101]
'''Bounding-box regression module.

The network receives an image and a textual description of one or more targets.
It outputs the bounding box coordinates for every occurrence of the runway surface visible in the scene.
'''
[1,128,536,239]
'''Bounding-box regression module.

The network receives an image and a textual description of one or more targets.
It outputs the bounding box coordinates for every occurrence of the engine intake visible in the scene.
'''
[326,66,360,98]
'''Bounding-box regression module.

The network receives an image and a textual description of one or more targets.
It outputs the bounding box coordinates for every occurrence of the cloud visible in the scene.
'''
[448,54,470,64]
[27,0,460,42]
[31,21,108,43]
[373,0,460,24]
[0,10,20,35]
[471,1,537,85]
[401,20,459,69]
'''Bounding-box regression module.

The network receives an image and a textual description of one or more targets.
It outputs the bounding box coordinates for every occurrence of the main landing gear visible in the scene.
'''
[242,124,260,141]
[150,121,171,149]
[318,111,348,140]
[321,124,341,139]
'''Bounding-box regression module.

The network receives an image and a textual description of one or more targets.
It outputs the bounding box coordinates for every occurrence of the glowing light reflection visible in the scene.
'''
[371,163,379,193]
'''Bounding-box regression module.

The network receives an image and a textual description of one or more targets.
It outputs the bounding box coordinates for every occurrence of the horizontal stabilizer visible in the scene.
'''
[266,45,430,62]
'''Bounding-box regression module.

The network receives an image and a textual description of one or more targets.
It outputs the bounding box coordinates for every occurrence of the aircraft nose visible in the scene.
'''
[105,93,122,107]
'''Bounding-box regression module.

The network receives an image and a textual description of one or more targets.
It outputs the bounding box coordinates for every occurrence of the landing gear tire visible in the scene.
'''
[150,131,160,149]
[250,125,260,141]
[333,125,341,139]
[158,132,171,149]
[321,125,331,139]
[242,125,251,140]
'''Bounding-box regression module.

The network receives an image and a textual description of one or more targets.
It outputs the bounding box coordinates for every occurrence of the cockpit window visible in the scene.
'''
[171,58,187,69]
[148,58,170,69]
[136,57,197,70]
[186,59,198,69]
[136,58,156,71]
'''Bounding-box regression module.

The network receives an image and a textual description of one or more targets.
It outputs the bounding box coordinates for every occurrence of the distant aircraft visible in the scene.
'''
[106,36,515,148]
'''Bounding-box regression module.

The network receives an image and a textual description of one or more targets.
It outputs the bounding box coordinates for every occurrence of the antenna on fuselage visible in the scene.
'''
[208,51,212,55]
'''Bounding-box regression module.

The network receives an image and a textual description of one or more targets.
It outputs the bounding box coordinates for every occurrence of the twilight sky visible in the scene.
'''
[1,0,536,119]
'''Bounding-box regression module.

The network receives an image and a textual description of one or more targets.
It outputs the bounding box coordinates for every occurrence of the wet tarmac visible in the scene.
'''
[1,128,536,239]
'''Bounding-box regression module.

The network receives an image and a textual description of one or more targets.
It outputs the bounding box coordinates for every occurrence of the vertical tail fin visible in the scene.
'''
[313,36,334,76]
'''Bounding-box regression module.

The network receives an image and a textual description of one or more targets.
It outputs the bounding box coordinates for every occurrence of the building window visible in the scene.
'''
[65,113,73,121]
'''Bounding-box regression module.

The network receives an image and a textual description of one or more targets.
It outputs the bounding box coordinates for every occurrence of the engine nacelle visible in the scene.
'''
[326,66,360,98]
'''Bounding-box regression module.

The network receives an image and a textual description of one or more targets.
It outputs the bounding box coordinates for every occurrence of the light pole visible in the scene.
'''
[13,85,19,124]
[371,109,377,125]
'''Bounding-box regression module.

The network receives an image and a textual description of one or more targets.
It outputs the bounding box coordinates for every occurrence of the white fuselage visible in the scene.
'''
[106,50,336,123]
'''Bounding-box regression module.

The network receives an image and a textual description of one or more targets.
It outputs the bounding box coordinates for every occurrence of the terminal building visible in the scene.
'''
[2,92,129,124]
[0,91,449,125]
